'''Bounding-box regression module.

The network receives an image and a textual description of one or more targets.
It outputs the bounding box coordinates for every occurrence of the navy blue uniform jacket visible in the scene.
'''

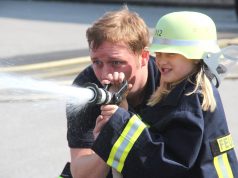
[92,77,238,178]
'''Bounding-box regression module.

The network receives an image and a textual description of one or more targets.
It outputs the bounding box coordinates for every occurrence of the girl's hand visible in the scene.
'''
[101,72,132,94]
[93,105,118,140]
[101,104,119,119]
[101,72,132,109]
[93,115,108,140]
[101,72,125,87]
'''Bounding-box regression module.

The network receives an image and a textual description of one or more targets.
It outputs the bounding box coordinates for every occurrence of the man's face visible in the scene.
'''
[90,41,140,86]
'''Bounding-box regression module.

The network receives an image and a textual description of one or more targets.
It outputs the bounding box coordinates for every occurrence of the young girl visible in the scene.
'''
[92,11,238,178]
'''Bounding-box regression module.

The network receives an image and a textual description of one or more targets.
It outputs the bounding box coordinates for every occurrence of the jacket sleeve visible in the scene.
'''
[92,107,204,177]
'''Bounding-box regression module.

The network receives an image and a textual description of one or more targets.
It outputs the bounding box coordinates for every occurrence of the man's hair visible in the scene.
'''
[86,6,149,54]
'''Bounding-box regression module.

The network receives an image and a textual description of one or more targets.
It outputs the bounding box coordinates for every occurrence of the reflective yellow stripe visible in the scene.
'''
[107,117,135,166]
[213,153,234,178]
[214,155,225,178]
[107,115,146,172]
[222,153,234,178]
[117,121,146,172]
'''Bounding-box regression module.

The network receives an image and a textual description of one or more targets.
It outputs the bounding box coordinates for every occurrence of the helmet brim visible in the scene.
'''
[149,43,220,60]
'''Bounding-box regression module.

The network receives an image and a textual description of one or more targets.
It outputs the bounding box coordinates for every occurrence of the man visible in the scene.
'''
[67,7,160,178]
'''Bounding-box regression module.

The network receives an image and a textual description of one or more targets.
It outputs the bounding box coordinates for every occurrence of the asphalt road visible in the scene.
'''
[0,0,238,63]
[0,1,238,178]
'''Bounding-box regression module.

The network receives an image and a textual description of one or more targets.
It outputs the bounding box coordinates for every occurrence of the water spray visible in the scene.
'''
[84,80,128,105]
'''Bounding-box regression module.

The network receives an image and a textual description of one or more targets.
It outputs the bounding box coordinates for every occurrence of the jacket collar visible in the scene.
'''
[160,76,196,107]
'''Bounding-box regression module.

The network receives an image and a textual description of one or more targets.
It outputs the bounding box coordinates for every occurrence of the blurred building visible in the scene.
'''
[8,0,235,8]
[77,0,235,7]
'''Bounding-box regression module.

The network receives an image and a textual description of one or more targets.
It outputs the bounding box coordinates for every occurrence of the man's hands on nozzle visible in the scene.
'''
[101,72,132,109]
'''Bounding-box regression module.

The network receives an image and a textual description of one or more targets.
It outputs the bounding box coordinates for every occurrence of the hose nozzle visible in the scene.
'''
[84,80,128,105]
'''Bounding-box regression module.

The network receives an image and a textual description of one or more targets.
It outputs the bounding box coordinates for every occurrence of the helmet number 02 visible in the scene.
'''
[155,29,163,37]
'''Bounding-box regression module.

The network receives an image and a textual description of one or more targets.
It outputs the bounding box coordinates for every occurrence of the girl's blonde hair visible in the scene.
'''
[147,64,217,112]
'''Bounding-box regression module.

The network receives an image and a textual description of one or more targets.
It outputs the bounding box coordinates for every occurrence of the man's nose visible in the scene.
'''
[101,65,113,79]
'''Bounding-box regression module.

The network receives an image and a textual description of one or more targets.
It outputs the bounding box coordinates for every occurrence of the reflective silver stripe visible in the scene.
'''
[213,153,234,178]
[111,120,140,169]
[152,38,217,46]
[217,155,229,178]
[106,115,146,172]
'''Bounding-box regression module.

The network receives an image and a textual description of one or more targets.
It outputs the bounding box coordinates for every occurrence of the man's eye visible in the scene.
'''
[93,60,102,65]
[112,61,122,66]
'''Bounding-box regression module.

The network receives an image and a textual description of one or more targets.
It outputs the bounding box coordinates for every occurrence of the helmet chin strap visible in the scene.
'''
[202,62,220,88]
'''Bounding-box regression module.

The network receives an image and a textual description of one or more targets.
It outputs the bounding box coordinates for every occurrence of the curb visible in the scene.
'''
[218,38,238,48]
[0,56,90,72]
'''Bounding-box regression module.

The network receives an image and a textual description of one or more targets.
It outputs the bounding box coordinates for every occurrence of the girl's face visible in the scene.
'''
[155,52,197,83]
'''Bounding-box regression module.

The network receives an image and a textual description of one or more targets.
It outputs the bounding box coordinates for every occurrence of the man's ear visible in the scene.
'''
[141,50,149,66]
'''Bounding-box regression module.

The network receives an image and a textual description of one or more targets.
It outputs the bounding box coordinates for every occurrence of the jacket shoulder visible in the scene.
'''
[73,65,100,86]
